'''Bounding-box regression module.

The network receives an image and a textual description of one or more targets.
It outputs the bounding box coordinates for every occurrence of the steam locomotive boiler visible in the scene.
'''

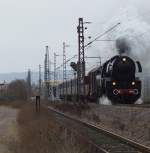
[89,55,142,104]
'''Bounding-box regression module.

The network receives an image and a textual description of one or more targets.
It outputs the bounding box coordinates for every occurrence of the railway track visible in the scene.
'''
[115,104,150,108]
[47,106,150,153]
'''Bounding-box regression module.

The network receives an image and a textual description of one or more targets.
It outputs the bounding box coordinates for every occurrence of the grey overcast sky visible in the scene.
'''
[0,0,149,73]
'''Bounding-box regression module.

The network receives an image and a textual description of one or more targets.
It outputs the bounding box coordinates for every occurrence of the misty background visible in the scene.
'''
[0,0,149,72]
[0,0,150,101]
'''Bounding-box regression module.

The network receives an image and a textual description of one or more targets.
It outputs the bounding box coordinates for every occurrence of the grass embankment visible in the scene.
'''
[0,100,26,109]
[0,100,95,153]
[16,102,90,153]
[49,102,90,116]
[49,102,100,122]
[49,102,150,147]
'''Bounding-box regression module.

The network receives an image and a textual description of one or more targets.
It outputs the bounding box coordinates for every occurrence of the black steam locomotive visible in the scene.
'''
[58,55,142,104]
[89,55,142,104]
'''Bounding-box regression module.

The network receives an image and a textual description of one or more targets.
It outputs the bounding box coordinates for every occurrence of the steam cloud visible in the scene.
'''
[135,98,143,104]
[98,6,150,103]
[99,96,112,105]
[116,37,131,55]
[104,6,150,69]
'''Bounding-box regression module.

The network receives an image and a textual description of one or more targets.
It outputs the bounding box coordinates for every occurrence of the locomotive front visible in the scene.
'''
[105,56,142,104]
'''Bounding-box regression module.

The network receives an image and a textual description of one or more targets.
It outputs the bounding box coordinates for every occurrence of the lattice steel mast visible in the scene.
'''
[77,18,85,103]
[63,42,67,83]
[63,42,67,101]
[44,46,50,99]
[39,64,42,96]
[54,52,58,83]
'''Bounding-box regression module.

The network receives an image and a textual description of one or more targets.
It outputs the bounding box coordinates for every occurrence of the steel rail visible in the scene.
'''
[115,104,150,108]
[46,106,108,153]
[47,106,150,153]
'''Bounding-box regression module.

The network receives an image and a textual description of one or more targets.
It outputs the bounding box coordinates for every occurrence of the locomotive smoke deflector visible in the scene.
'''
[136,61,142,72]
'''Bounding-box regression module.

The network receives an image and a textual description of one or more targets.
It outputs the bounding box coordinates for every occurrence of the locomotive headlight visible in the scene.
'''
[122,58,126,62]
[112,82,116,86]
[132,81,135,85]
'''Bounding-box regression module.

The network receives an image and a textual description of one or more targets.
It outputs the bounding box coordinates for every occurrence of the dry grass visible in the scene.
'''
[48,102,150,147]
[0,101,97,153]
[13,102,90,153]
[48,103,101,123]
[49,102,90,117]
[0,100,26,109]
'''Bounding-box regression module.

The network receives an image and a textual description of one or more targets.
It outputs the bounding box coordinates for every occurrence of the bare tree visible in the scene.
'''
[7,79,28,100]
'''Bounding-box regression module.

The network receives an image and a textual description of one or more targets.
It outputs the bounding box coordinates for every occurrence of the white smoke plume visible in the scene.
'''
[99,96,112,105]
[97,6,150,104]
[135,98,143,104]
[104,6,150,69]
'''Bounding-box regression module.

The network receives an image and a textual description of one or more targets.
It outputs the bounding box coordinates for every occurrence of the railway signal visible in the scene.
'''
[70,62,78,72]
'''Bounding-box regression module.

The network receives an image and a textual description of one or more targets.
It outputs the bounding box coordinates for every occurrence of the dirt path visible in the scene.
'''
[0,106,18,153]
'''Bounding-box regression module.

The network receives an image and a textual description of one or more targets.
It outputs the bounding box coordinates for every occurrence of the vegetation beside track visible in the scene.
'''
[15,102,90,153]
[0,101,92,153]
[48,102,150,147]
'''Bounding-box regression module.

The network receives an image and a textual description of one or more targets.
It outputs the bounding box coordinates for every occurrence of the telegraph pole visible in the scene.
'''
[77,18,85,103]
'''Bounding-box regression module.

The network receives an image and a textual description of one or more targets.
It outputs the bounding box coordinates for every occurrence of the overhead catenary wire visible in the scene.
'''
[56,54,77,70]
[49,9,150,76]
[84,22,121,48]
[54,22,121,82]
[55,23,120,71]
